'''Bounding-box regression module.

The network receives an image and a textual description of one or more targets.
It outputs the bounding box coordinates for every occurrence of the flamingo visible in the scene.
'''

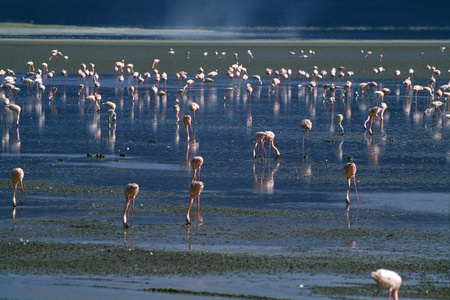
[371,269,402,300]
[246,83,253,99]
[183,115,192,142]
[11,168,24,207]
[188,102,200,125]
[190,156,204,183]
[102,101,116,111]
[364,104,387,135]
[173,102,180,122]
[263,131,280,159]
[7,104,21,126]
[253,131,266,159]
[186,181,204,225]
[343,162,359,206]
[336,114,344,135]
[300,119,312,141]
[123,183,139,228]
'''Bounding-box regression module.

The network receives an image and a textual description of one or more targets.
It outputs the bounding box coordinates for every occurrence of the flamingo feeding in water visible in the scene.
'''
[263,131,280,159]
[371,269,402,300]
[123,183,139,228]
[11,168,24,207]
[7,104,21,126]
[186,181,204,225]
[343,162,359,206]
[300,119,312,141]
[363,103,387,135]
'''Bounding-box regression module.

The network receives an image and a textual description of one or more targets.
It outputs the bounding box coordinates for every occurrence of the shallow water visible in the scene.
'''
[0,39,449,299]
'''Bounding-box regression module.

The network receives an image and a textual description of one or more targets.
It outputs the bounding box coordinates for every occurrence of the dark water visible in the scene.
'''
[0,40,448,299]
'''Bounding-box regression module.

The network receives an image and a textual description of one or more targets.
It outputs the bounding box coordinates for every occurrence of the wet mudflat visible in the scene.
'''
[0,38,449,299]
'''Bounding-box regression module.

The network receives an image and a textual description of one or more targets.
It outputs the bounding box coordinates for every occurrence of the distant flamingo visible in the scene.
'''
[102,101,116,111]
[123,183,139,228]
[371,269,402,300]
[253,131,266,159]
[246,83,253,99]
[11,167,24,207]
[336,114,344,135]
[190,156,204,183]
[263,131,280,159]
[343,162,359,206]
[183,115,192,142]
[7,104,21,126]
[173,102,180,122]
[188,102,200,125]
[364,105,387,135]
[187,181,204,225]
[300,119,312,141]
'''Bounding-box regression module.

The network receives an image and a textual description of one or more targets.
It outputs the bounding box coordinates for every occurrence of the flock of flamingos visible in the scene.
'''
[2,45,449,299]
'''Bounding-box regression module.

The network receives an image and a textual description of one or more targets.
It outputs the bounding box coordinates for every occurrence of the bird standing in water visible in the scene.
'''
[300,119,312,141]
[343,162,359,206]
[363,104,387,135]
[123,183,139,228]
[336,114,344,135]
[253,131,266,159]
[190,156,203,183]
[263,131,280,159]
[187,181,204,225]
[371,269,402,300]
[11,168,24,207]
[183,115,192,142]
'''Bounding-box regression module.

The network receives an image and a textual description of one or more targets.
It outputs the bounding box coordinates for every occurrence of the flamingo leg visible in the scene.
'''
[197,194,200,222]
[364,116,370,131]
[373,287,381,300]
[131,196,135,228]
[12,182,18,207]
[186,196,194,225]
[123,198,131,228]
[346,178,351,205]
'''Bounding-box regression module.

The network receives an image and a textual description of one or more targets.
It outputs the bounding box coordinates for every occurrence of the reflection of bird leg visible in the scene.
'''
[353,176,360,206]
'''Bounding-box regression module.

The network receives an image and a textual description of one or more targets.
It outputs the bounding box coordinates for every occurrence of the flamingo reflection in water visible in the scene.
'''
[123,183,139,228]
[253,161,280,195]
[187,181,204,226]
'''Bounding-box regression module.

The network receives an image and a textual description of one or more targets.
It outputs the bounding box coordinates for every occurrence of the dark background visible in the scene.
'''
[1,0,447,29]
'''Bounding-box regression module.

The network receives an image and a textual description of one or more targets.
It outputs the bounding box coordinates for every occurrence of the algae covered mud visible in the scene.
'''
[0,38,449,299]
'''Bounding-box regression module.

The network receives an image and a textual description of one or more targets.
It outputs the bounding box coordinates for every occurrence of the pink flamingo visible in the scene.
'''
[300,119,312,141]
[187,181,204,225]
[11,168,24,207]
[7,104,21,126]
[253,131,266,159]
[123,183,139,228]
[263,131,280,159]
[188,102,200,125]
[364,104,387,135]
[343,162,359,206]
[183,115,193,142]
[190,156,204,183]
[371,269,402,300]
